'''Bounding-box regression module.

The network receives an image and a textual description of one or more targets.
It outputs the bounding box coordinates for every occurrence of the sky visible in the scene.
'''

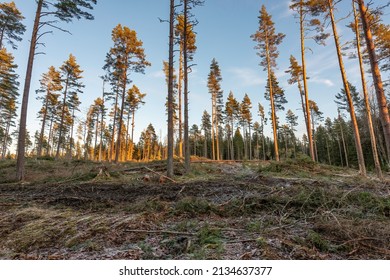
[8,0,390,147]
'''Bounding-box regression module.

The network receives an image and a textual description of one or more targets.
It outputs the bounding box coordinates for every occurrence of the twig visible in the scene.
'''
[225,239,261,244]
[125,229,194,236]
[144,167,177,183]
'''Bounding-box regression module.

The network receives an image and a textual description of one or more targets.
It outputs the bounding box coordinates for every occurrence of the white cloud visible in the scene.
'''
[311,77,335,87]
[149,70,165,79]
[228,67,265,87]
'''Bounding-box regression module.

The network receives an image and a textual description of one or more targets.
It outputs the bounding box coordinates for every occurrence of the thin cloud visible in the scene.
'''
[228,67,265,87]
[311,77,335,87]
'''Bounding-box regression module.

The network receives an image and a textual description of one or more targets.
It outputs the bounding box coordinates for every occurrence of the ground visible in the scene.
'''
[0,157,389,260]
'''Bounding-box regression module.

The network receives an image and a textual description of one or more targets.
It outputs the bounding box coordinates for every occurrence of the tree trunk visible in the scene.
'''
[265,40,279,161]
[353,3,382,179]
[183,0,190,172]
[167,0,175,177]
[125,110,131,161]
[299,0,315,161]
[130,110,135,160]
[357,0,390,164]
[37,94,49,157]
[115,80,127,163]
[211,96,216,160]
[16,0,43,181]
[178,43,183,158]
[69,107,76,159]
[99,82,104,162]
[339,113,349,168]
[55,76,69,159]
[110,87,119,162]
[328,0,366,176]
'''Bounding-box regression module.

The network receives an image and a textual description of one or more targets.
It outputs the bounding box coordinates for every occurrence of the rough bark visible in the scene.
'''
[16,0,43,181]
[357,0,390,164]
[353,3,382,179]
[328,0,366,175]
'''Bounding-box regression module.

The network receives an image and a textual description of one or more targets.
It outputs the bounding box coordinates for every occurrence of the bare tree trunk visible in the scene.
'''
[37,95,49,157]
[167,0,175,177]
[353,3,382,179]
[125,110,131,161]
[183,0,190,172]
[16,0,43,181]
[211,96,216,160]
[69,107,76,159]
[110,88,119,162]
[55,76,69,159]
[357,0,390,164]
[266,41,279,161]
[130,110,135,160]
[115,81,127,163]
[339,112,349,168]
[249,123,252,160]
[328,0,366,176]
[99,81,104,162]
[299,0,315,161]
[178,43,183,158]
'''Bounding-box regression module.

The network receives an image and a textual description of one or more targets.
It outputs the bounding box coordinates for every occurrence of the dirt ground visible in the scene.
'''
[0,159,389,259]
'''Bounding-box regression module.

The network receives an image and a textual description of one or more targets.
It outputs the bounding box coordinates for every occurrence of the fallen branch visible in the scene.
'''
[125,229,194,236]
[225,239,262,244]
[144,167,177,183]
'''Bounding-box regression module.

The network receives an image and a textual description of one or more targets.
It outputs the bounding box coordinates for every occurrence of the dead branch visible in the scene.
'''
[125,229,194,236]
[144,167,177,183]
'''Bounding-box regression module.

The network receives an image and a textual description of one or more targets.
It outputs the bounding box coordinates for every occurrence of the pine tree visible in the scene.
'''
[258,103,267,160]
[225,91,240,160]
[104,24,150,163]
[16,0,97,180]
[357,0,390,165]
[241,94,252,160]
[352,3,382,179]
[207,58,223,160]
[286,109,298,158]
[35,66,62,157]
[56,54,84,159]
[201,110,211,158]
[0,1,26,49]
[0,49,19,159]
[167,0,175,177]
[126,85,146,160]
[286,55,308,136]
[322,0,366,175]
[251,5,285,161]
[175,13,197,160]
[290,0,329,161]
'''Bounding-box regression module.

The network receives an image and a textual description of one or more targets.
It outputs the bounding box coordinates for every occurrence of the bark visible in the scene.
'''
[353,3,382,179]
[167,0,175,177]
[265,38,279,161]
[183,0,190,172]
[178,43,183,158]
[299,1,315,161]
[16,0,43,181]
[339,112,349,168]
[110,87,119,162]
[37,95,49,157]
[115,80,127,163]
[55,76,69,159]
[130,110,135,160]
[328,0,366,175]
[357,0,390,164]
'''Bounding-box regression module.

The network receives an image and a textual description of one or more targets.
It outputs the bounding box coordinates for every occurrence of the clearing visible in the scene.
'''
[0,158,389,259]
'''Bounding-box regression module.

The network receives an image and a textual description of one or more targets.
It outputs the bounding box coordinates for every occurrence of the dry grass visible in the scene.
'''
[0,158,389,259]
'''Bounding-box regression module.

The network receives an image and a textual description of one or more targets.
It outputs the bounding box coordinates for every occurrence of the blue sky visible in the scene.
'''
[9,0,390,146]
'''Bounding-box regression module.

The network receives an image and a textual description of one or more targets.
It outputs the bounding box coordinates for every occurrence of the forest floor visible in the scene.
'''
[0,157,389,260]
